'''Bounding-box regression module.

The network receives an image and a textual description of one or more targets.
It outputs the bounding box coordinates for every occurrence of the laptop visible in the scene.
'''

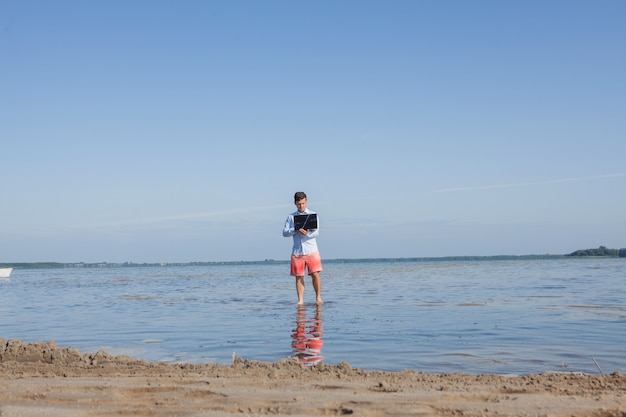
[294,213,318,230]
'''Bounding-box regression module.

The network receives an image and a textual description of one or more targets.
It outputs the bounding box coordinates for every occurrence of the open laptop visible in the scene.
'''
[294,213,318,230]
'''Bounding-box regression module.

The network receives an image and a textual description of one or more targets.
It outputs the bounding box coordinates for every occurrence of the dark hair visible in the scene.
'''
[294,191,307,202]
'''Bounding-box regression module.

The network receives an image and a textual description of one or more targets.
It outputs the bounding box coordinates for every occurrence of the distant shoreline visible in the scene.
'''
[2,253,623,270]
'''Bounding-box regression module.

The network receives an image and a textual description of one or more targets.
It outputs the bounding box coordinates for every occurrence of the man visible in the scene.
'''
[282,191,323,305]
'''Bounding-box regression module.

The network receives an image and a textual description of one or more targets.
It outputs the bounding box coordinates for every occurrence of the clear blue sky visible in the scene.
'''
[2,1,625,263]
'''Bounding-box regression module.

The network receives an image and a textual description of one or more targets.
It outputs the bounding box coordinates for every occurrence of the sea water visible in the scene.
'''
[1,258,624,375]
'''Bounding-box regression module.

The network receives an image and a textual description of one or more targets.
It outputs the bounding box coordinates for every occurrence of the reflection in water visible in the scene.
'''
[291,305,324,366]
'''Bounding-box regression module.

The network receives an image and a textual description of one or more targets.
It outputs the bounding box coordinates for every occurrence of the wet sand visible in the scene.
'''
[1,339,624,416]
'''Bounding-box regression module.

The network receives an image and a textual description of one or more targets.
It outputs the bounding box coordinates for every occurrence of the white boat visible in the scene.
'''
[0,267,12,278]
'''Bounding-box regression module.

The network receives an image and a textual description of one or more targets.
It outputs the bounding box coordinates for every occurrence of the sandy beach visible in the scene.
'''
[1,339,624,416]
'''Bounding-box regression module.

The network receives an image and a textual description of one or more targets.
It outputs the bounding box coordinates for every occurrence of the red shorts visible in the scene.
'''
[290,252,323,277]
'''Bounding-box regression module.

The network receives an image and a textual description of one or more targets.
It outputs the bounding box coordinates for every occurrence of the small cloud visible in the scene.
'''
[70,204,286,231]
[433,173,626,193]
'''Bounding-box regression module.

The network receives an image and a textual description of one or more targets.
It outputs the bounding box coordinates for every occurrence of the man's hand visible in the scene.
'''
[298,228,308,235]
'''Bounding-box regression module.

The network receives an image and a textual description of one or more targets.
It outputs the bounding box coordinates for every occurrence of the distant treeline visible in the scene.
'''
[2,249,624,270]
[567,246,626,257]
[0,261,287,269]
[0,262,69,269]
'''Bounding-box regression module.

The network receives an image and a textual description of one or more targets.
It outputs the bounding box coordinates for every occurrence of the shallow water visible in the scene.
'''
[1,258,624,375]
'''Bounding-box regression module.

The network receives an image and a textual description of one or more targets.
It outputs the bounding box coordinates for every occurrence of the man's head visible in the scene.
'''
[294,191,307,213]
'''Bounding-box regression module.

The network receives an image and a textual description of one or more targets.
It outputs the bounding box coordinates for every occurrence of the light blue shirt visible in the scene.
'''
[283,209,319,256]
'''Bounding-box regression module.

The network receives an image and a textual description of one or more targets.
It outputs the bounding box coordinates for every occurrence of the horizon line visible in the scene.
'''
[4,252,621,267]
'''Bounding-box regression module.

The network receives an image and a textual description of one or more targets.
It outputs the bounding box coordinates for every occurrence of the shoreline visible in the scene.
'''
[1,339,624,416]
[4,254,623,270]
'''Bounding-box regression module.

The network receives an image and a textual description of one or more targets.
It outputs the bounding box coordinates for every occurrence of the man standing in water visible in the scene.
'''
[283,191,323,305]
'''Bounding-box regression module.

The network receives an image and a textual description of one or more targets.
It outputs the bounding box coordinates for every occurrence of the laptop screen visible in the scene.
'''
[294,213,318,230]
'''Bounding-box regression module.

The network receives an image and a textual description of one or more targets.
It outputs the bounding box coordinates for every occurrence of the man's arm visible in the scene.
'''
[282,215,295,237]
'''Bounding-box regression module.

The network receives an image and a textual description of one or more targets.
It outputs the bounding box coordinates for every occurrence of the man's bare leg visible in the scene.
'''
[295,276,305,305]
[311,272,323,305]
